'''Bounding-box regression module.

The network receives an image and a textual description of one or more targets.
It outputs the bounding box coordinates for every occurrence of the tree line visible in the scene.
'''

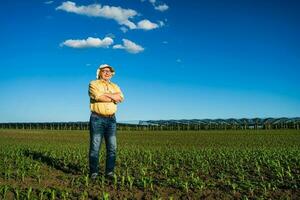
[0,117,299,131]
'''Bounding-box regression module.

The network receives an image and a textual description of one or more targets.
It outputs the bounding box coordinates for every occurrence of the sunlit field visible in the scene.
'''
[0,129,299,199]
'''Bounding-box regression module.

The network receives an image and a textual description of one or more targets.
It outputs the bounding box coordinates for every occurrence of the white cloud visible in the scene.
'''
[137,19,159,30]
[60,37,114,48]
[120,26,128,33]
[154,4,169,12]
[105,33,115,39]
[56,1,138,29]
[44,1,54,4]
[158,20,165,27]
[113,39,144,54]
[144,0,169,12]
[56,1,165,32]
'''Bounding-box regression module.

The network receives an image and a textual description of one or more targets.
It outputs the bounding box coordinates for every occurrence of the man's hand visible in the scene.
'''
[105,93,123,103]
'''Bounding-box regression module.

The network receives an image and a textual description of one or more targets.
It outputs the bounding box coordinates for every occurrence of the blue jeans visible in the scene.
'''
[89,112,117,175]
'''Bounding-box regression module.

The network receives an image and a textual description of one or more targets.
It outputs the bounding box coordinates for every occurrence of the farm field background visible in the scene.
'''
[0,129,299,199]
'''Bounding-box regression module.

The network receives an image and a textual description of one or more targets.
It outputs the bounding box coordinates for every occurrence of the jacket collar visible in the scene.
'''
[98,79,111,84]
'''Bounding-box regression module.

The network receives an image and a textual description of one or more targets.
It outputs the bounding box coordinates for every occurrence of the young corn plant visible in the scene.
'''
[121,175,125,188]
[0,185,9,199]
[4,168,12,180]
[51,189,56,200]
[80,190,89,200]
[102,192,109,200]
[38,188,45,200]
[127,175,134,190]
[141,177,147,190]
[26,187,32,200]
[182,181,189,193]
[113,174,118,188]
[61,190,70,200]
[36,174,42,184]
[84,174,89,187]
[21,170,26,182]
[13,188,20,200]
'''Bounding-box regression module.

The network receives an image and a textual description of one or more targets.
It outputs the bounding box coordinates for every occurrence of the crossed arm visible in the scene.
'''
[89,82,124,104]
[97,92,123,103]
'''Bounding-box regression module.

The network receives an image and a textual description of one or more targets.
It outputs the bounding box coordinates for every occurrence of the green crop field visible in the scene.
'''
[0,129,299,199]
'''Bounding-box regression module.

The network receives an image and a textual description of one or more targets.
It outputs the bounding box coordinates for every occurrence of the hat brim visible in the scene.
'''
[100,66,115,73]
[97,64,115,79]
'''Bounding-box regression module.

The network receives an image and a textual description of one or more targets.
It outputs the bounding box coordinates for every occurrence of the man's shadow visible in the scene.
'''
[22,149,85,175]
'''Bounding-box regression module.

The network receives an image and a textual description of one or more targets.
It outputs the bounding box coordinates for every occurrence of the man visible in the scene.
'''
[88,64,124,179]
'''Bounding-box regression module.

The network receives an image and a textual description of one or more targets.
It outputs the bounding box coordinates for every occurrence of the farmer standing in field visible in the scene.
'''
[88,64,124,180]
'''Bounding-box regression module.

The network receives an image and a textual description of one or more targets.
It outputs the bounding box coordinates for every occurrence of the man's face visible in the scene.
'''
[100,67,113,81]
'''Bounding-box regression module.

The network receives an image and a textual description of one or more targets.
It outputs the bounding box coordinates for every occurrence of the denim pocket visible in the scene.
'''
[111,115,116,123]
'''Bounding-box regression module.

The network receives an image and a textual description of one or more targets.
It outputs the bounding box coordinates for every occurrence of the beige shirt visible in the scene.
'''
[89,79,124,115]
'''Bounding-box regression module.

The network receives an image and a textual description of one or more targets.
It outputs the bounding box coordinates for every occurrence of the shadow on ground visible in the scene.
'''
[22,149,84,175]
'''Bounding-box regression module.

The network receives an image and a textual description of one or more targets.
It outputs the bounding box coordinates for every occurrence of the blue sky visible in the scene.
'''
[1,0,300,122]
